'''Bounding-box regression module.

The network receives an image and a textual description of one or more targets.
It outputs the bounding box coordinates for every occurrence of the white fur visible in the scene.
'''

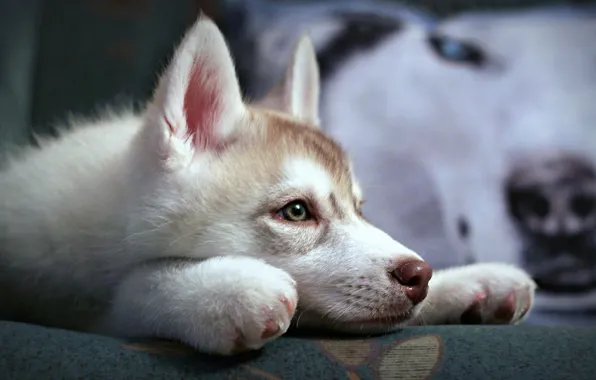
[285,36,321,125]
[0,16,536,355]
[280,157,332,199]
[155,17,246,145]
[257,34,321,126]
[418,263,535,325]
[96,256,298,353]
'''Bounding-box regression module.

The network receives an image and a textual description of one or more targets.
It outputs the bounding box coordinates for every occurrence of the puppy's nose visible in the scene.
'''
[506,155,596,239]
[392,259,433,305]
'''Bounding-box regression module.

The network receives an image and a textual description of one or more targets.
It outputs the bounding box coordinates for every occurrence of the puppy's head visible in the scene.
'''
[135,17,432,333]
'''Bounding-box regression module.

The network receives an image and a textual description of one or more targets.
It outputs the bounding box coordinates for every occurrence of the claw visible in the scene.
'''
[494,290,516,323]
[517,288,532,321]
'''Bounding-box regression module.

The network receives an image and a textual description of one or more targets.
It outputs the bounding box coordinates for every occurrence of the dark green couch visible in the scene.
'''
[2,1,596,379]
[2,321,595,380]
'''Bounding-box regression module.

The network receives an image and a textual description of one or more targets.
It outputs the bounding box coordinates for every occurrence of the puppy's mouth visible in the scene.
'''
[290,306,417,335]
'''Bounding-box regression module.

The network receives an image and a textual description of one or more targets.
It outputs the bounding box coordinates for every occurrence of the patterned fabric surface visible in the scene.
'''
[1,321,595,380]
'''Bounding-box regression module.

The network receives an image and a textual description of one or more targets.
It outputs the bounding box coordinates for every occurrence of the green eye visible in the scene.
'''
[278,200,312,222]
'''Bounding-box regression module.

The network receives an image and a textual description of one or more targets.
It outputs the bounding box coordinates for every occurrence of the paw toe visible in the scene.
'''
[280,295,297,316]
[515,286,534,321]
[460,292,486,324]
[231,329,251,354]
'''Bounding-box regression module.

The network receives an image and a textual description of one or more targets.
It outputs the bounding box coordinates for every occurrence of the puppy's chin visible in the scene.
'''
[293,307,419,335]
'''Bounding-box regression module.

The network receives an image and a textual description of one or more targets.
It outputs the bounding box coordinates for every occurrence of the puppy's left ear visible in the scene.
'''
[258,35,321,127]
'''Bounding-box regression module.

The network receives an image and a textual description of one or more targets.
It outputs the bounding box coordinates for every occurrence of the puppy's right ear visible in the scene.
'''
[146,16,246,169]
[258,35,321,127]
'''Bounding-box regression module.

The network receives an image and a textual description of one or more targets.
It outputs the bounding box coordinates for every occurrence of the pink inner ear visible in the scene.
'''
[183,58,222,151]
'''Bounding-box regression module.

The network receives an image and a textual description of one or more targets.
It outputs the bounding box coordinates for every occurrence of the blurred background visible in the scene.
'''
[1,0,595,326]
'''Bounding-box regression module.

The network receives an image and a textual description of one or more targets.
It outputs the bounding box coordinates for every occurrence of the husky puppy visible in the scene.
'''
[0,17,534,355]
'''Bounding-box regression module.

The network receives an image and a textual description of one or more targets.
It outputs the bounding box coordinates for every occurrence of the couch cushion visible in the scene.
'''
[1,321,595,379]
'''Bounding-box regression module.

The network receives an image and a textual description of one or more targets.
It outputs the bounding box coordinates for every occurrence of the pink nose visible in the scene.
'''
[391,259,433,305]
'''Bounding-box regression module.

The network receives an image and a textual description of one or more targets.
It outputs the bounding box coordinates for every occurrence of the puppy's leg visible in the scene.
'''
[412,263,536,325]
[95,256,298,355]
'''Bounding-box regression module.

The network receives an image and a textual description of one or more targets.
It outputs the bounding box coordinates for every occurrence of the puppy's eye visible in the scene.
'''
[277,200,312,222]
[428,34,486,67]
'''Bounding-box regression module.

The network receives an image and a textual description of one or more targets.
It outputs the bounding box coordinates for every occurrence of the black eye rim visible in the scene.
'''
[276,200,314,223]
[427,33,487,67]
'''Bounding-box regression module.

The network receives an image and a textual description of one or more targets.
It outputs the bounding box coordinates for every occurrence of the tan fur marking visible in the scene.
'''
[265,112,349,181]
[328,193,345,220]
[231,107,357,226]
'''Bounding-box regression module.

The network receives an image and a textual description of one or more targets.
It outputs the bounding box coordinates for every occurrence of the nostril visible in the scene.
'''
[507,188,550,220]
[392,267,423,286]
[570,194,595,218]
[524,191,550,218]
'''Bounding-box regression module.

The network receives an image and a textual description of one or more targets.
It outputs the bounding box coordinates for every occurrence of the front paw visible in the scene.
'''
[196,257,298,355]
[230,283,298,354]
[428,263,536,325]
